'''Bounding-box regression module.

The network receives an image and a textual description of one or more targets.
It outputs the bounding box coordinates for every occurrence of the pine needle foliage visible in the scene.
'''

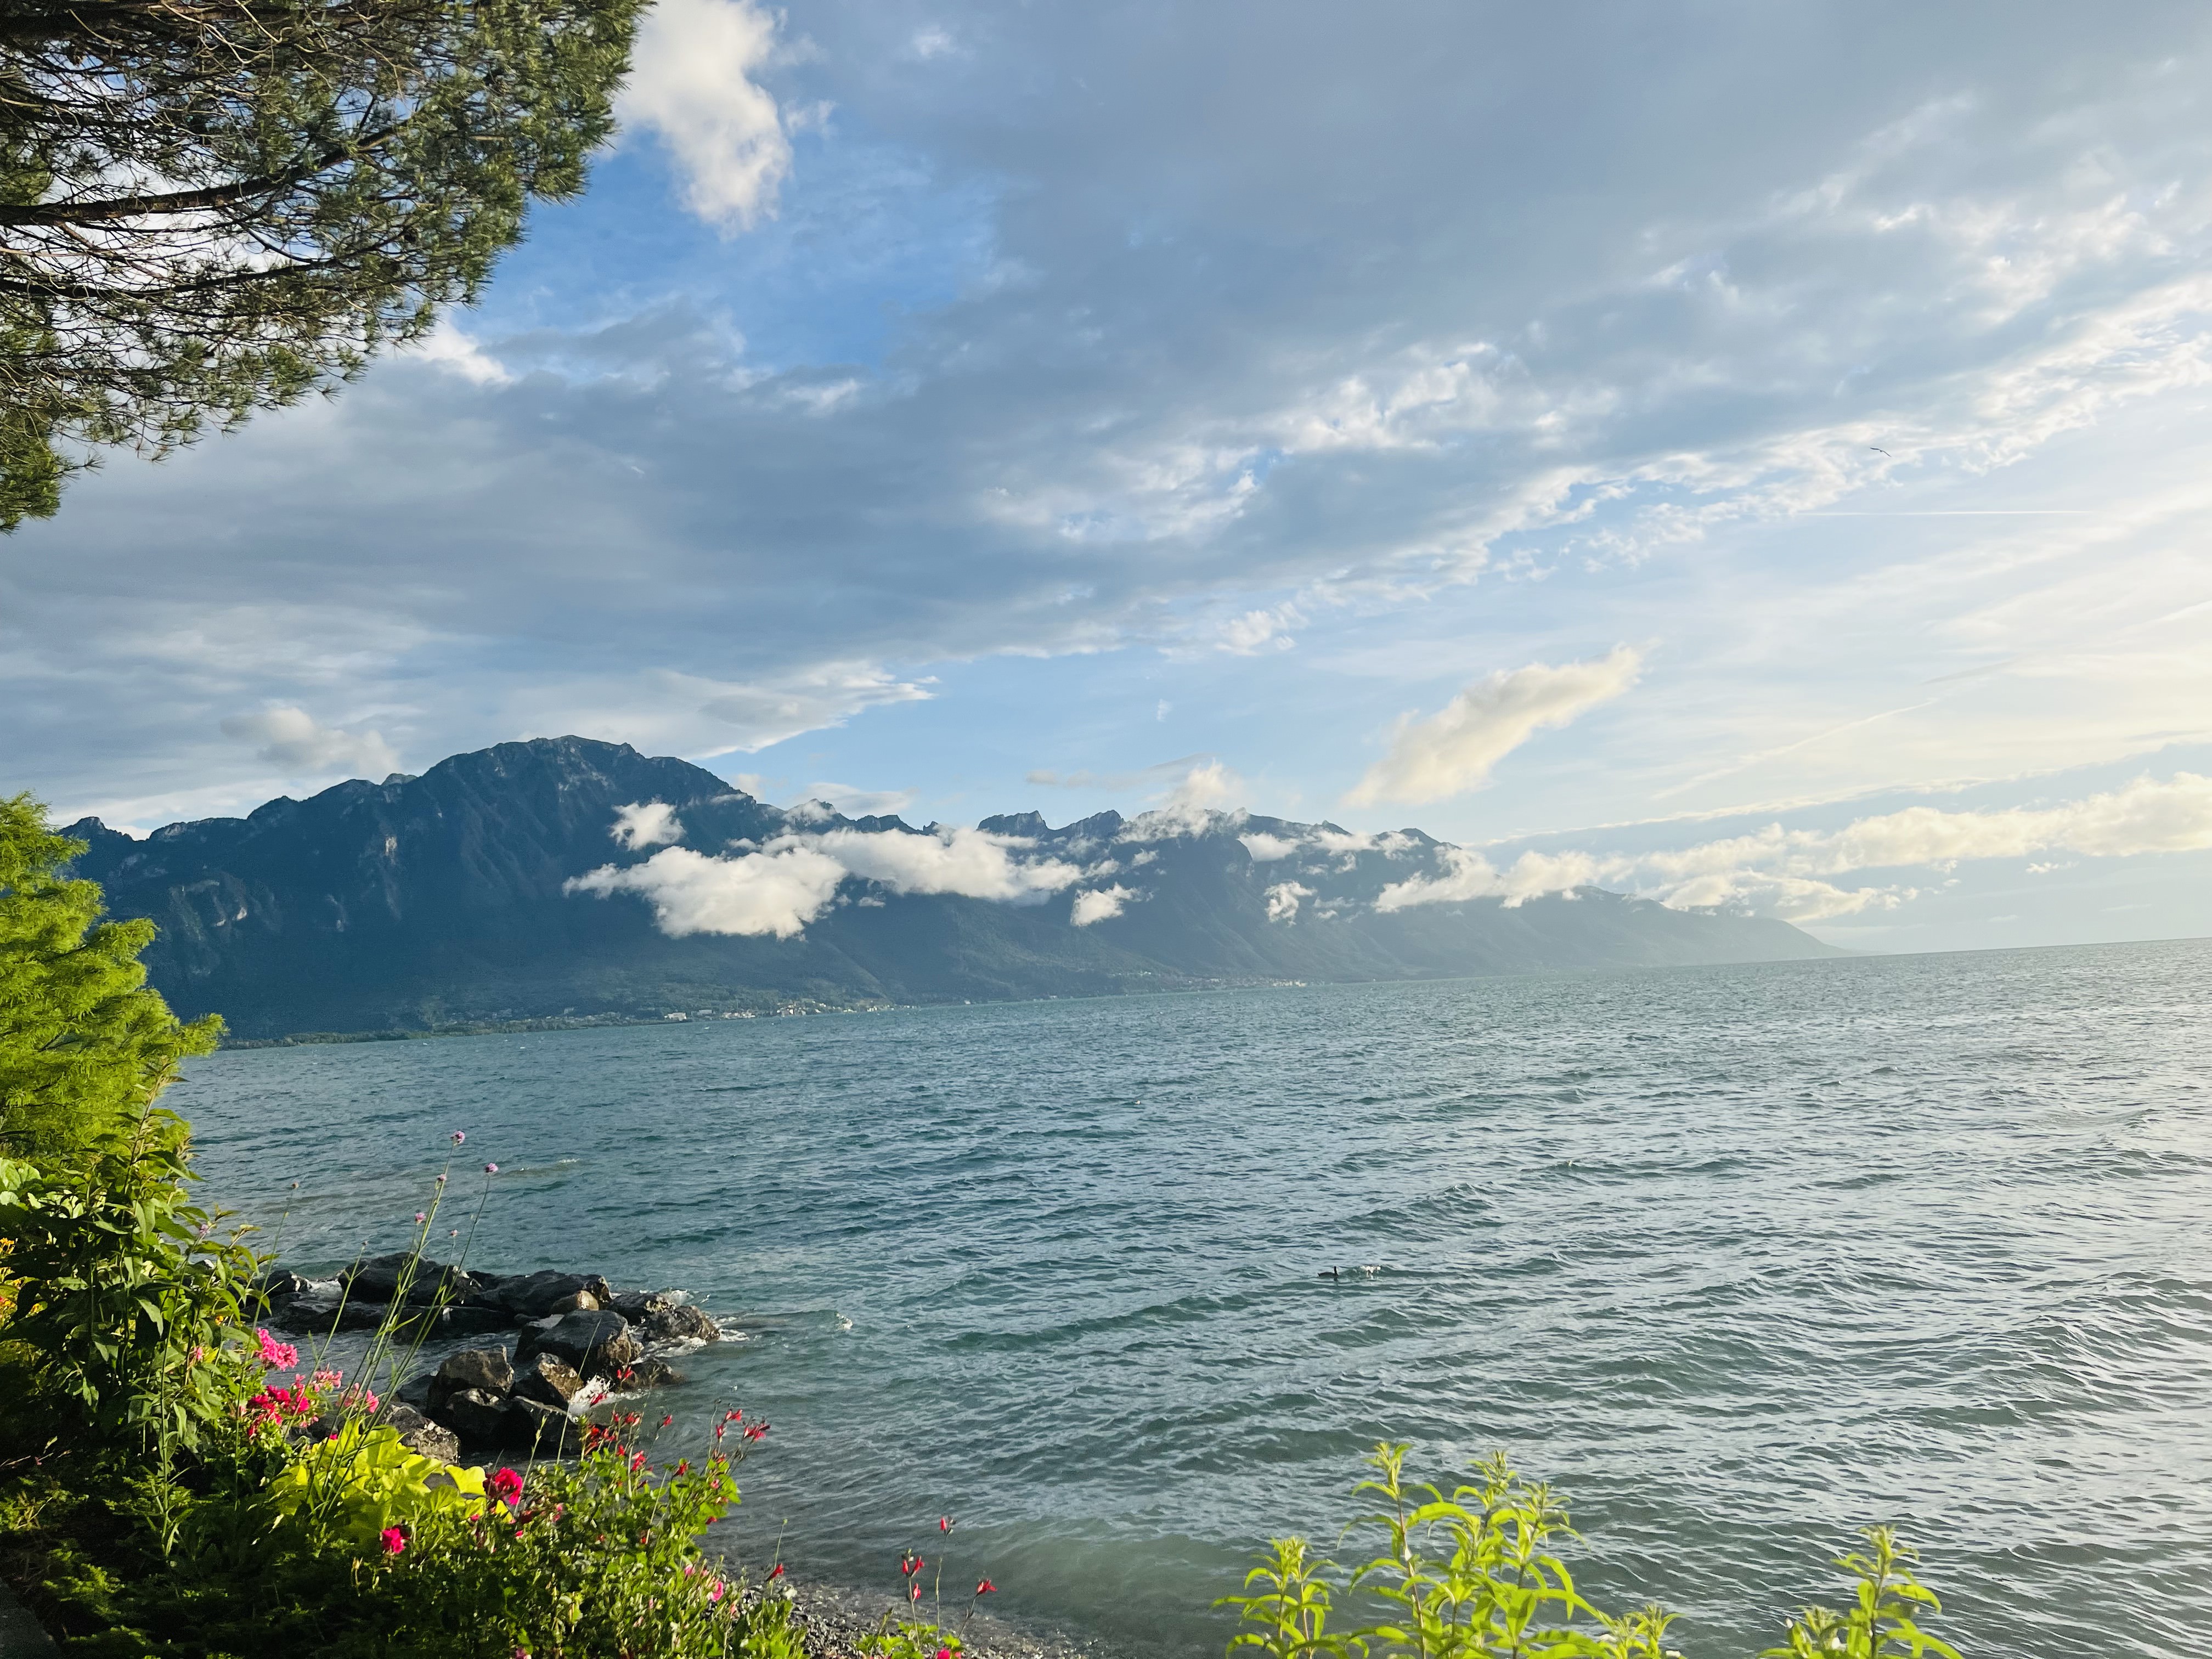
[0,793,219,1161]
[0,0,643,527]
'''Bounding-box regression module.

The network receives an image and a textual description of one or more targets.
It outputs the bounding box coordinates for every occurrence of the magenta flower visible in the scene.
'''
[256,1329,299,1369]
[452,1131,465,1144]
[414,1211,426,1223]
[488,1466,524,1505]
[380,1525,407,1556]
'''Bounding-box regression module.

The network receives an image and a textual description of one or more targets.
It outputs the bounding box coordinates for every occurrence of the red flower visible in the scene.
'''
[380,1526,408,1556]
[909,1583,921,1602]
[488,1467,524,1505]
[975,1579,996,1596]
[743,1420,768,1441]
[767,1563,786,1581]
[660,1414,674,1428]
[939,1516,953,1533]
[937,1649,955,1659]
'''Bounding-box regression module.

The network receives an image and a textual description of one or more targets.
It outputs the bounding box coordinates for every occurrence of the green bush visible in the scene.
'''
[1218,1443,1959,1659]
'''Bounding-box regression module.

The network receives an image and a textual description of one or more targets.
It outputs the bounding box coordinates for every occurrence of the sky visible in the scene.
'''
[8,0,2212,954]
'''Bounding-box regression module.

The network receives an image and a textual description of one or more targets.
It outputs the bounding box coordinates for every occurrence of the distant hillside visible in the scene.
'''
[60,737,1840,1040]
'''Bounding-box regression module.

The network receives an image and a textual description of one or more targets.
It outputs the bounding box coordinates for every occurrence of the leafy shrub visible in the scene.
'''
[0,1108,260,1461]
[1218,1443,1959,1659]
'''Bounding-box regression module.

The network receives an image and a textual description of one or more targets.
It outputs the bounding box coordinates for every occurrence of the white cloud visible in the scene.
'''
[611,800,685,849]
[1379,772,2212,923]
[218,707,399,778]
[404,319,512,386]
[808,825,1082,899]
[1239,832,1299,861]
[1213,603,1304,655]
[1071,884,1136,926]
[1346,647,1643,807]
[569,812,1088,939]
[618,0,792,233]
[566,843,845,938]
[1263,880,1312,922]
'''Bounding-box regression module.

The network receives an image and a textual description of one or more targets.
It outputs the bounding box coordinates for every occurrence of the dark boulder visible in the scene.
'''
[439,1387,511,1444]
[625,1356,686,1390]
[643,1304,720,1344]
[385,1404,462,1464]
[428,1347,514,1412]
[506,1398,583,1454]
[257,1270,314,1299]
[470,1270,613,1321]
[510,1352,587,1413]
[344,1252,483,1306]
[422,1305,512,1337]
[515,1310,640,1381]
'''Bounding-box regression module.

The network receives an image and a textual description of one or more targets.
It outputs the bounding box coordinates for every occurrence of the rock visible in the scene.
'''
[608,1289,676,1321]
[385,1404,462,1464]
[438,1387,511,1445]
[343,1251,482,1307]
[428,1347,514,1412]
[505,1397,583,1454]
[643,1303,720,1344]
[549,1290,600,1314]
[625,1356,686,1390]
[262,1293,329,1333]
[470,1269,614,1321]
[335,1297,391,1331]
[396,1373,434,1410]
[515,1309,640,1381]
[257,1269,313,1299]
[510,1352,587,1412]
[424,1304,512,1337]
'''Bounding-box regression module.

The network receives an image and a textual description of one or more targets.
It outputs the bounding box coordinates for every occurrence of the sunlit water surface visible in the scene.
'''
[174,942,2212,1657]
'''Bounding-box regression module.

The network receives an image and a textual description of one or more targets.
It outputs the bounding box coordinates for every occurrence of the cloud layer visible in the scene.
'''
[1346,648,1643,806]
[566,804,1091,936]
[1377,772,2212,921]
[218,708,399,779]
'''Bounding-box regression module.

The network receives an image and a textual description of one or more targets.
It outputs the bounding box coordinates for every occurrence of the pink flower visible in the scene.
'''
[709,1581,725,1602]
[488,1467,524,1505]
[380,1525,407,1556]
[937,1648,955,1659]
[452,1131,466,1144]
[256,1329,299,1369]
[484,1162,499,1174]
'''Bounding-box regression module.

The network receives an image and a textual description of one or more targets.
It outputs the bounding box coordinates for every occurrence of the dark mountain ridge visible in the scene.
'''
[61,736,1839,1040]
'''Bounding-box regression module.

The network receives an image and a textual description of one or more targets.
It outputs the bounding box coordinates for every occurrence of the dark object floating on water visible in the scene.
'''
[256,1257,722,1457]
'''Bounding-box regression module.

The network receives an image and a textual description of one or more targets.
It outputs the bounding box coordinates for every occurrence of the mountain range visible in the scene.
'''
[60,737,1839,1040]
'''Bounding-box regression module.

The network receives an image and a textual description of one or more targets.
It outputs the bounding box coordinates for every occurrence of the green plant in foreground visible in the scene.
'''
[1219,1444,1960,1659]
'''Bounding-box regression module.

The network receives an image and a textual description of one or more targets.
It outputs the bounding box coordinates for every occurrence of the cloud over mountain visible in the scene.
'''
[1346,648,1643,806]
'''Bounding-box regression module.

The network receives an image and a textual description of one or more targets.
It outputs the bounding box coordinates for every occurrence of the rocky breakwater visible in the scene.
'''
[262,1257,723,1460]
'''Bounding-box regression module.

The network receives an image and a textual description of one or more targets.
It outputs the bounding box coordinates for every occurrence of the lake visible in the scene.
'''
[172,940,2212,1658]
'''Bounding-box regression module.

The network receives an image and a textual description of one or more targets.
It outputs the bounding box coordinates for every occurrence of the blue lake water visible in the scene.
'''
[172,941,2212,1657]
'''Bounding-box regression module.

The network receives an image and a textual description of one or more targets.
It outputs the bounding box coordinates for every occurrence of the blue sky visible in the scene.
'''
[9,0,2212,952]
